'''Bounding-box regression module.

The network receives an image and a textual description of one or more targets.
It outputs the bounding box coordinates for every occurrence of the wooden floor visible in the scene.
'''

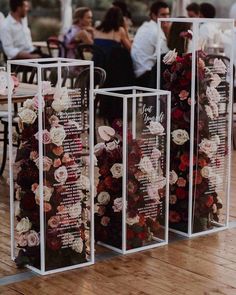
[0,151,235,294]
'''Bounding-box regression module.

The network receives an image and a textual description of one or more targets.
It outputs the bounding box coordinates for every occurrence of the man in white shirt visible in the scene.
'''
[0,0,40,59]
[131,1,170,87]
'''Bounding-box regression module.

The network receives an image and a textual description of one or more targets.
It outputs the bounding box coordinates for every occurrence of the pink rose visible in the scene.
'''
[32,95,45,110]
[34,156,53,171]
[30,151,38,160]
[34,129,51,144]
[31,183,38,192]
[49,115,60,127]
[44,202,52,212]
[101,216,110,226]
[179,90,189,101]
[17,234,28,247]
[27,230,40,247]
[48,216,60,228]
[177,177,186,187]
[53,158,62,168]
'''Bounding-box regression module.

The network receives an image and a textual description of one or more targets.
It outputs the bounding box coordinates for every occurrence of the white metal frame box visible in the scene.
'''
[94,86,171,254]
[8,58,95,275]
[157,18,234,238]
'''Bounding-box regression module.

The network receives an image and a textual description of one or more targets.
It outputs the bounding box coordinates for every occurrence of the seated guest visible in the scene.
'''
[0,0,44,59]
[131,1,170,87]
[64,7,93,59]
[94,7,131,52]
[167,21,192,55]
[186,3,200,18]
[93,7,134,124]
[112,1,133,39]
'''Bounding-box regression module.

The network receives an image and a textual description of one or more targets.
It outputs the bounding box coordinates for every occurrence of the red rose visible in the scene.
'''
[192,170,202,185]
[21,191,37,211]
[126,228,135,240]
[176,188,188,200]
[138,232,147,240]
[99,165,111,177]
[172,108,184,121]
[180,153,190,166]
[47,237,61,251]
[179,162,187,172]
[206,195,214,208]
[127,179,138,195]
[97,181,106,193]
[169,211,181,223]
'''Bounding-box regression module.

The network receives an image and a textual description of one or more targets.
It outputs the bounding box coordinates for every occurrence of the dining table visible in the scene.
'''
[0,83,38,105]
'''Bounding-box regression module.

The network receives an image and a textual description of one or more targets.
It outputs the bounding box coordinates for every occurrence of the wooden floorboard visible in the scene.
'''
[0,149,235,294]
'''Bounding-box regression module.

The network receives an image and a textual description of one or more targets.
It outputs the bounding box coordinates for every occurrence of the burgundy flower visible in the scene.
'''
[127,179,138,195]
[47,237,62,251]
[176,188,188,200]
[169,211,181,223]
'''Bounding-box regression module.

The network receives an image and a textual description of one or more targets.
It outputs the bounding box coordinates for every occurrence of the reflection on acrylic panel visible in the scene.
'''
[11,61,93,273]
[94,88,170,252]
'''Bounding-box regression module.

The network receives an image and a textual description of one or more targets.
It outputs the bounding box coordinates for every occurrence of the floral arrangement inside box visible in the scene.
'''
[162,49,228,233]
[14,82,91,269]
[94,119,166,250]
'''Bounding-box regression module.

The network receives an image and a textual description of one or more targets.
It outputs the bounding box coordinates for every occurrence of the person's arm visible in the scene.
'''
[120,27,132,51]
[14,51,41,59]
[77,29,93,45]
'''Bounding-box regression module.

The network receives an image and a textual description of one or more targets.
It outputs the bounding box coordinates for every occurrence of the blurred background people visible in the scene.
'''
[186,2,200,18]
[199,2,218,48]
[94,7,131,52]
[112,0,133,39]
[0,0,42,59]
[64,7,93,59]
[131,1,170,87]
[167,20,192,55]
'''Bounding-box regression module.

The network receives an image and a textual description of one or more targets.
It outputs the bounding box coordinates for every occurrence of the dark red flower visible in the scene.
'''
[47,237,61,251]
[176,188,188,200]
[205,195,214,208]
[172,108,184,121]
[99,165,111,177]
[127,179,138,195]
[169,211,181,223]
[21,191,37,211]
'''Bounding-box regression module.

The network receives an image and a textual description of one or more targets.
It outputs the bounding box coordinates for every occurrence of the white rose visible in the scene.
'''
[34,156,53,171]
[14,201,21,217]
[163,49,177,65]
[42,81,52,95]
[97,191,110,205]
[19,108,37,125]
[54,166,68,184]
[72,238,84,253]
[50,126,66,146]
[147,185,160,200]
[110,163,123,178]
[210,102,219,118]
[170,195,177,205]
[201,166,213,178]
[34,185,54,204]
[210,73,221,88]
[206,87,221,103]
[94,142,106,156]
[112,198,123,212]
[98,126,115,141]
[211,135,220,145]
[199,138,218,158]
[126,215,140,226]
[106,140,119,151]
[79,175,90,191]
[148,121,164,135]
[52,87,71,112]
[27,230,40,247]
[16,217,32,234]
[213,58,227,74]
[139,156,154,174]
[23,99,35,110]
[68,202,82,219]
[205,105,214,120]
[151,148,161,161]
[169,170,178,185]
[172,129,189,145]
[156,175,166,189]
